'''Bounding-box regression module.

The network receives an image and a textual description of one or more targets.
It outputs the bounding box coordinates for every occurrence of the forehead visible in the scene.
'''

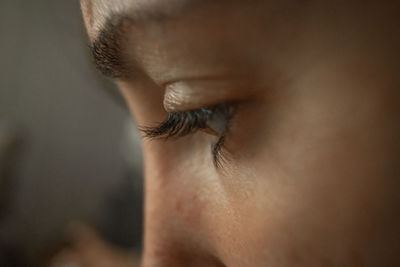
[80,0,195,41]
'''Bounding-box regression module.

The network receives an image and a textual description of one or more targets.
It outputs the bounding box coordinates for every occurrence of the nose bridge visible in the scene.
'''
[140,180,203,266]
[139,160,186,266]
[141,201,225,267]
[140,167,226,267]
[141,237,227,267]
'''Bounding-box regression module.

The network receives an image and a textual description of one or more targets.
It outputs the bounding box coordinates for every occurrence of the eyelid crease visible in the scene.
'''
[163,79,254,112]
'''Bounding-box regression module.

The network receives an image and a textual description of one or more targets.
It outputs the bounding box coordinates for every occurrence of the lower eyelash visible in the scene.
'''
[212,135,227,168]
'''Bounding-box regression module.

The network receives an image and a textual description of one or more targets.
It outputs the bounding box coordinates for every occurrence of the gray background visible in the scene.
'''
[0,0,139,256]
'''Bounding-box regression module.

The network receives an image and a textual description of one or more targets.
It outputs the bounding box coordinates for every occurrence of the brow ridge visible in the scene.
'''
[90,0,241,79]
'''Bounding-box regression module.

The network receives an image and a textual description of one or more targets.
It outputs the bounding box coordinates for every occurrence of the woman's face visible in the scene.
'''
[81,0,400,266]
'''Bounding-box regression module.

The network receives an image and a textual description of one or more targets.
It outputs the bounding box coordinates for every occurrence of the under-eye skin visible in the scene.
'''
[141,103,235,167]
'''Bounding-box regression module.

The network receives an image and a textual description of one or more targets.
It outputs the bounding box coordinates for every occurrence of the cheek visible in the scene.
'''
[230,73,400,264]
[118,67,400,265]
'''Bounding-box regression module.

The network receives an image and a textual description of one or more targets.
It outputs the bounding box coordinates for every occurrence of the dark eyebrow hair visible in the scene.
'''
[89,0,237,80]
[90,15,133,79]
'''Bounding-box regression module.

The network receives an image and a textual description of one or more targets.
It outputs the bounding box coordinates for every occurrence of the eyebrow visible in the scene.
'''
[90,1,199,79]
[90,15,133,79]
[90,0,235,79]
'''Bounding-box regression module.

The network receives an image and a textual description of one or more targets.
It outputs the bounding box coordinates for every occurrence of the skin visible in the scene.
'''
[80,0,400,266]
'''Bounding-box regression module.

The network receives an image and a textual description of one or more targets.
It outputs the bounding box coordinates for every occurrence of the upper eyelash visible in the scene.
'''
[141,108,211,139]
[140,104,234,167]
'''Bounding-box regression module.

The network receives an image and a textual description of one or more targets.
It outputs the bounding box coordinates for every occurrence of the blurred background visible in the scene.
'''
[0,0,143,266]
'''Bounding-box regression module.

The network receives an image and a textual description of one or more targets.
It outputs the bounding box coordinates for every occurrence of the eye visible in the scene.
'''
[141,103,235,167]
[199,105,234,136]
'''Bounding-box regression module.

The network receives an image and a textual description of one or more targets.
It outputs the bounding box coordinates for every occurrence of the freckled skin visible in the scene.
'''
[82,1,400,266]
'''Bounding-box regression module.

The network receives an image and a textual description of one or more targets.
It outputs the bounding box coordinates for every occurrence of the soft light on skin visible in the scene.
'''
[81,0,400,266]
[163,80,257,112]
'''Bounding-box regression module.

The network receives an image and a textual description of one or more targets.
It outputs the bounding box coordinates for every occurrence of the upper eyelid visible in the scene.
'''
[163,79,252,112]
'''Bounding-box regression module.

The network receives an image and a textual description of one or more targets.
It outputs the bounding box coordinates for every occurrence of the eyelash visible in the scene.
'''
[141,104,235,167]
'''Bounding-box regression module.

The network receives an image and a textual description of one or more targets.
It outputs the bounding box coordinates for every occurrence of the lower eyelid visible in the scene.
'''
[202,127,220,137]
